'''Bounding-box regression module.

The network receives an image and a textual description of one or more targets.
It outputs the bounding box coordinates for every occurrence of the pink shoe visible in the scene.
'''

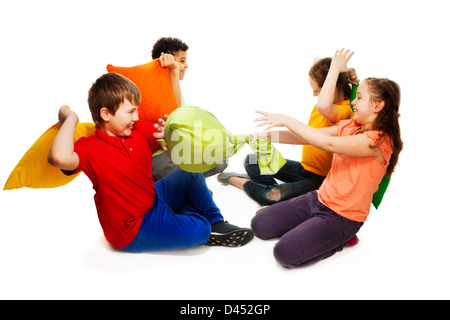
[347,235,359,247]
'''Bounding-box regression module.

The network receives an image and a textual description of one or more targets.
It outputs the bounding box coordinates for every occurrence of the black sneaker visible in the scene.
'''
[205,221,254,247]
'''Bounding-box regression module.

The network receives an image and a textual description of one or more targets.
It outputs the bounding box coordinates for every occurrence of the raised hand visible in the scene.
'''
[159,52,179,73]
[330,48,354,74]
[58,105,78,124]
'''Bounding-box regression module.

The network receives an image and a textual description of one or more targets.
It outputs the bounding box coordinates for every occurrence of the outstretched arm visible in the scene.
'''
[316,48,355,123]
[255,111,380,159]
[251,129,313,145]
[48,105,80,171]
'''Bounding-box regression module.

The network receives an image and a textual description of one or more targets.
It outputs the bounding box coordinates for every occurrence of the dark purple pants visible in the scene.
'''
[251,191,363,268]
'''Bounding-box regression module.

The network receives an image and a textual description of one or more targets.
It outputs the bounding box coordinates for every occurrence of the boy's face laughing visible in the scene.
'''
[174,50,188,80]
[102,99,139,137]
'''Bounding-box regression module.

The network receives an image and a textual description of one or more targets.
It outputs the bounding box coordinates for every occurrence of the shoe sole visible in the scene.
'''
[205,229,254,247]
[217,173,250,186]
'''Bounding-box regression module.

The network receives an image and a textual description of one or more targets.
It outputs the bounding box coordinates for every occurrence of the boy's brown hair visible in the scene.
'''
[88,72,141,124]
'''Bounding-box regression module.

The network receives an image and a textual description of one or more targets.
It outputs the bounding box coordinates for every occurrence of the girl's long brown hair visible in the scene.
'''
[366,77,403,176]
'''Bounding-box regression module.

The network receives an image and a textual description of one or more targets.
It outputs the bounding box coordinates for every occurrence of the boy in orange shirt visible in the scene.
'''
[250,49,403,267]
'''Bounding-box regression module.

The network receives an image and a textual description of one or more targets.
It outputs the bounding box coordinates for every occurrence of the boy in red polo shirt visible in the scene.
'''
[48,72,253,251]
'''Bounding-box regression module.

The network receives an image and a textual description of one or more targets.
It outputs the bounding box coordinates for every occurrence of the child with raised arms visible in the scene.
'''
[250,49,403,268]
[152,36,228,180]
[48,72,253,251]
[218,51,357,205]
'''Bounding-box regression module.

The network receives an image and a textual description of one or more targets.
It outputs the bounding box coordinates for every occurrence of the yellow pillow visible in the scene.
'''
[3,122,95,190]
[4,60,177,190]
[106,59,179,123]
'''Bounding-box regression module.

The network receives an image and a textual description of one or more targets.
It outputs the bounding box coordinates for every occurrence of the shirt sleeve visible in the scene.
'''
[60,137,87,176]
[364,131,393,165]
[333,100,353,125]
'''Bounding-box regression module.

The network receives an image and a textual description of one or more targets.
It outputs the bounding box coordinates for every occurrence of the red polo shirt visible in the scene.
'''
[69,121,162,249]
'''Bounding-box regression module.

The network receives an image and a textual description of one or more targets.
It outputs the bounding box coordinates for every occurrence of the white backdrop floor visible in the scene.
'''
[1,0,449,300]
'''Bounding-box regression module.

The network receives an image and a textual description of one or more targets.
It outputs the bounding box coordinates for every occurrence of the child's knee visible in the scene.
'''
[251,212,272,240]
[244,153,258,168]
[265,189,281,202]
[177,169,199,179]
[197,222,212,246]
[273,241,301,269]
[186,219,211,247]
[177,170,205,186]
[190,171,205,182]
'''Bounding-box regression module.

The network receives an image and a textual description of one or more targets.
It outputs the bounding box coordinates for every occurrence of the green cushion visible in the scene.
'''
[162,106,286,174]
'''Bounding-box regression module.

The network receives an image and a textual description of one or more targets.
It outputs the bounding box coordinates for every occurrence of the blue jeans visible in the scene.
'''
[243,153,326,205]
[122,170,223,252]
[251,191,363,268]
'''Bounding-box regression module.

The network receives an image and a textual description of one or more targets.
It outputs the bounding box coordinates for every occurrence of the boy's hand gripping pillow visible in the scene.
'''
[106,59,179,123]
[3,122,95,190]
[4,60,177,190]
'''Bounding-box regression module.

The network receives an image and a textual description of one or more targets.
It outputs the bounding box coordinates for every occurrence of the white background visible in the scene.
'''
[1,0,449,299]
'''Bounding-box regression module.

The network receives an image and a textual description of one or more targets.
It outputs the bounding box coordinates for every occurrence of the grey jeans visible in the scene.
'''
[152,153,228,181]
[243,153,325,205]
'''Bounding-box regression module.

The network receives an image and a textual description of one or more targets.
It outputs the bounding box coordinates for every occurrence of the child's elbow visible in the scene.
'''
[47,152,59,168]
[316,101,326,111]
[319,136,341,154]
[48,151,79,171]
[315,102,329,116]
[316,104,338,123]
[47,151,67,169]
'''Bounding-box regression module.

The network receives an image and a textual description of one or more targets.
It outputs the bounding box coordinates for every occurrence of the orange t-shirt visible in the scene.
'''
[301,100,353,176]
[318,119,392,222]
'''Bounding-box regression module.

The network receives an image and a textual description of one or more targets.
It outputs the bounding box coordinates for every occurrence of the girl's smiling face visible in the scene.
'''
[351,80,381,129]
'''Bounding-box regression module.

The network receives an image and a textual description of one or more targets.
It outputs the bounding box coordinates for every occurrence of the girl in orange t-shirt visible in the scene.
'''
[251,49,403,268]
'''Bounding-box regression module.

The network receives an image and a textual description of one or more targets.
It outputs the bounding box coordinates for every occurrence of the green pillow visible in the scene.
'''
[372,175,390,209]
[351,84,390,209]
[162,106,286,174]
